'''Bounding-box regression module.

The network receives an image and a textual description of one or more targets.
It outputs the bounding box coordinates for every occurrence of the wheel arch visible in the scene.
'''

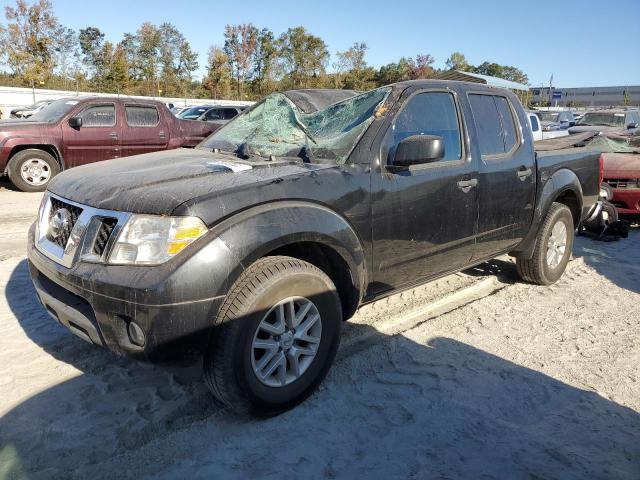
[8,144,64,170]
[512,168,583,259]
[209,201,367,320]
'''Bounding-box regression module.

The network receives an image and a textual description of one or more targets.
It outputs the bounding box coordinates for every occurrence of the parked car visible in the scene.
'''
[569,109,640,135]
[527,111,569,141]
[573,112,585,123]
[27,81,600,413]
[536,110,575,130]
[10,99,54,118]
[170,106,188,116]
[196,105,246,126]
[177,105,213,119]
[0,96,220,192]
[602,153,640,217]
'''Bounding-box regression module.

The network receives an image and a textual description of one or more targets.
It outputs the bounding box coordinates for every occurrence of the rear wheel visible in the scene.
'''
[204,256,342,414]
[516,202,574,285]
[7,149,59,192]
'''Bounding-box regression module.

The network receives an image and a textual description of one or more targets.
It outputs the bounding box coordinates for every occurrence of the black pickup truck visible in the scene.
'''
[27,81,600,413]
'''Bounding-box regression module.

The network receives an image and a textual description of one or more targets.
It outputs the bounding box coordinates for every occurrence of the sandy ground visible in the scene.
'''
[0,181,638,480]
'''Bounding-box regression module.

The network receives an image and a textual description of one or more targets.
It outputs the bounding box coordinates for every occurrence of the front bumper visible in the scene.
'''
[27,223,233,365]
[611,189,640,215]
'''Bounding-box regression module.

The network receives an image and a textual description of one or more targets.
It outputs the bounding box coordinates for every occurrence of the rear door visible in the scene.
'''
[120,103,169,157]
[371,88,478,292]
[467,93,536,261]
[61,102,120,167]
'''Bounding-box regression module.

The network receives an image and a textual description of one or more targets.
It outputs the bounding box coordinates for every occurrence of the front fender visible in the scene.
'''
[512,168,583,258]
[0,137,65,172]
[207,201,367,301]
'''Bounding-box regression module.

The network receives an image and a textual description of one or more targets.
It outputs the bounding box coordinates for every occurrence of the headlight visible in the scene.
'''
[108,215,207,265]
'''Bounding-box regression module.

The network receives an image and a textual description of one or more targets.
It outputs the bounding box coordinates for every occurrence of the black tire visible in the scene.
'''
[204,256,342,414]
[601,200,618,224]
[7,149,59,192]
[516,202,574,285]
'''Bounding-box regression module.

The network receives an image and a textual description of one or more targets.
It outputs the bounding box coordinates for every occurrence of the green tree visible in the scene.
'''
[376,57,414,85]
[203,46,231,99]
[445,51,470,71]
[224,23,258,99]
[157,23,198,97]
[78,27,105,88]
[252,27,276,96]
[0,0,71,85]
[473,61,528,84]
[277,26,329,89]
[334,42,376,90]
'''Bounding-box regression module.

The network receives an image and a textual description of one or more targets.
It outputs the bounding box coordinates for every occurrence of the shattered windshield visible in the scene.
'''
[200,87,391,163]
[28,98,78,123]
[578,112,625,127]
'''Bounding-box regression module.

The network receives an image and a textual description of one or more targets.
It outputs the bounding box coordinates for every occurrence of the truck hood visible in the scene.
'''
[569,125,620,134]
[602,153,640,178]
[0,119,50,131]
[47,148,335,218]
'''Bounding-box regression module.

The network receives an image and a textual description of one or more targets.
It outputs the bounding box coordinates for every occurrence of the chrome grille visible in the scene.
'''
[35,193,131,268]
[46,197,83,248]
[604,178,640,189]
[93,218,118,255]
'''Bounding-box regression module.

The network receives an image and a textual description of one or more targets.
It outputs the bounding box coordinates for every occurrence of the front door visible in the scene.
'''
[61,102,120,167]
[371,89,478,293]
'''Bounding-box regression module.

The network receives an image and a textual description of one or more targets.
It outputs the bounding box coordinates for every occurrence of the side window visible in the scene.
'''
[495,96,517,152]
[125,105,159,127]
[79,104,115,127]
[204,109,222,120]
[468,94,504,155]
[389,91,462,162]
[469,94,518,156]
[530,115,540,132]
[223,108,239,120]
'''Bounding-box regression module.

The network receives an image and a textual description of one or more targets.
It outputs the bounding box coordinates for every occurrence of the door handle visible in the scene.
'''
[109,132,119,140]
[159,131,166,139]
[457,178,478,193]
[517,167,532,180]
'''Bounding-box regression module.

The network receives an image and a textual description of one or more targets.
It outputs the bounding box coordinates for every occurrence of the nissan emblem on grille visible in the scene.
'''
[49,208,71,239]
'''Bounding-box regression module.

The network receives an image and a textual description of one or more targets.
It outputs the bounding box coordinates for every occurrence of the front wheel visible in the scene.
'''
[7,149,60,192]
[516,202,574,285]
[204,256,342,414]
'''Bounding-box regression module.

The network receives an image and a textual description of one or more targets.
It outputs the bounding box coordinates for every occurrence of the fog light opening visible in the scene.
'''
[127,321,146,347]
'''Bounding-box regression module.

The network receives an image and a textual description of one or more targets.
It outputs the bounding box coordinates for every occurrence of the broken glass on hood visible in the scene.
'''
[200,87,391,164]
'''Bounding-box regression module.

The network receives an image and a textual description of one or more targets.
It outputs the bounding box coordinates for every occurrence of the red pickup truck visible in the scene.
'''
[0,97,220,191]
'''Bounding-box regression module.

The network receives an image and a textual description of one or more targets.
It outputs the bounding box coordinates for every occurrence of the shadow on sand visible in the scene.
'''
[574,227,640,294]
[2,257,639,479]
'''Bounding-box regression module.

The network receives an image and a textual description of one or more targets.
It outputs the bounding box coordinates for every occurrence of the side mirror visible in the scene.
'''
[626,122,638,130]
[393,135,444,167]
[68,116,82,129]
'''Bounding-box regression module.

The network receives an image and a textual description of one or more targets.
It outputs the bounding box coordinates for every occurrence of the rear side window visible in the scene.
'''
[204,109,223,120]
[79,104,115,127]
[126,105,159,127]
[469,94,519,156]
[223,108,239,120]
[468,95,503,155]
[495,96,517,151]
[529,115,540,132]
[391,91,462,162]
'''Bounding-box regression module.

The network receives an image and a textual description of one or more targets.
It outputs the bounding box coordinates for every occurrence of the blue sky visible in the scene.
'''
[2,0,638,87]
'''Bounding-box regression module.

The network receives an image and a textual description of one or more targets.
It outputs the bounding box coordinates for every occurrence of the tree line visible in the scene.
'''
[0,0,529,100]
